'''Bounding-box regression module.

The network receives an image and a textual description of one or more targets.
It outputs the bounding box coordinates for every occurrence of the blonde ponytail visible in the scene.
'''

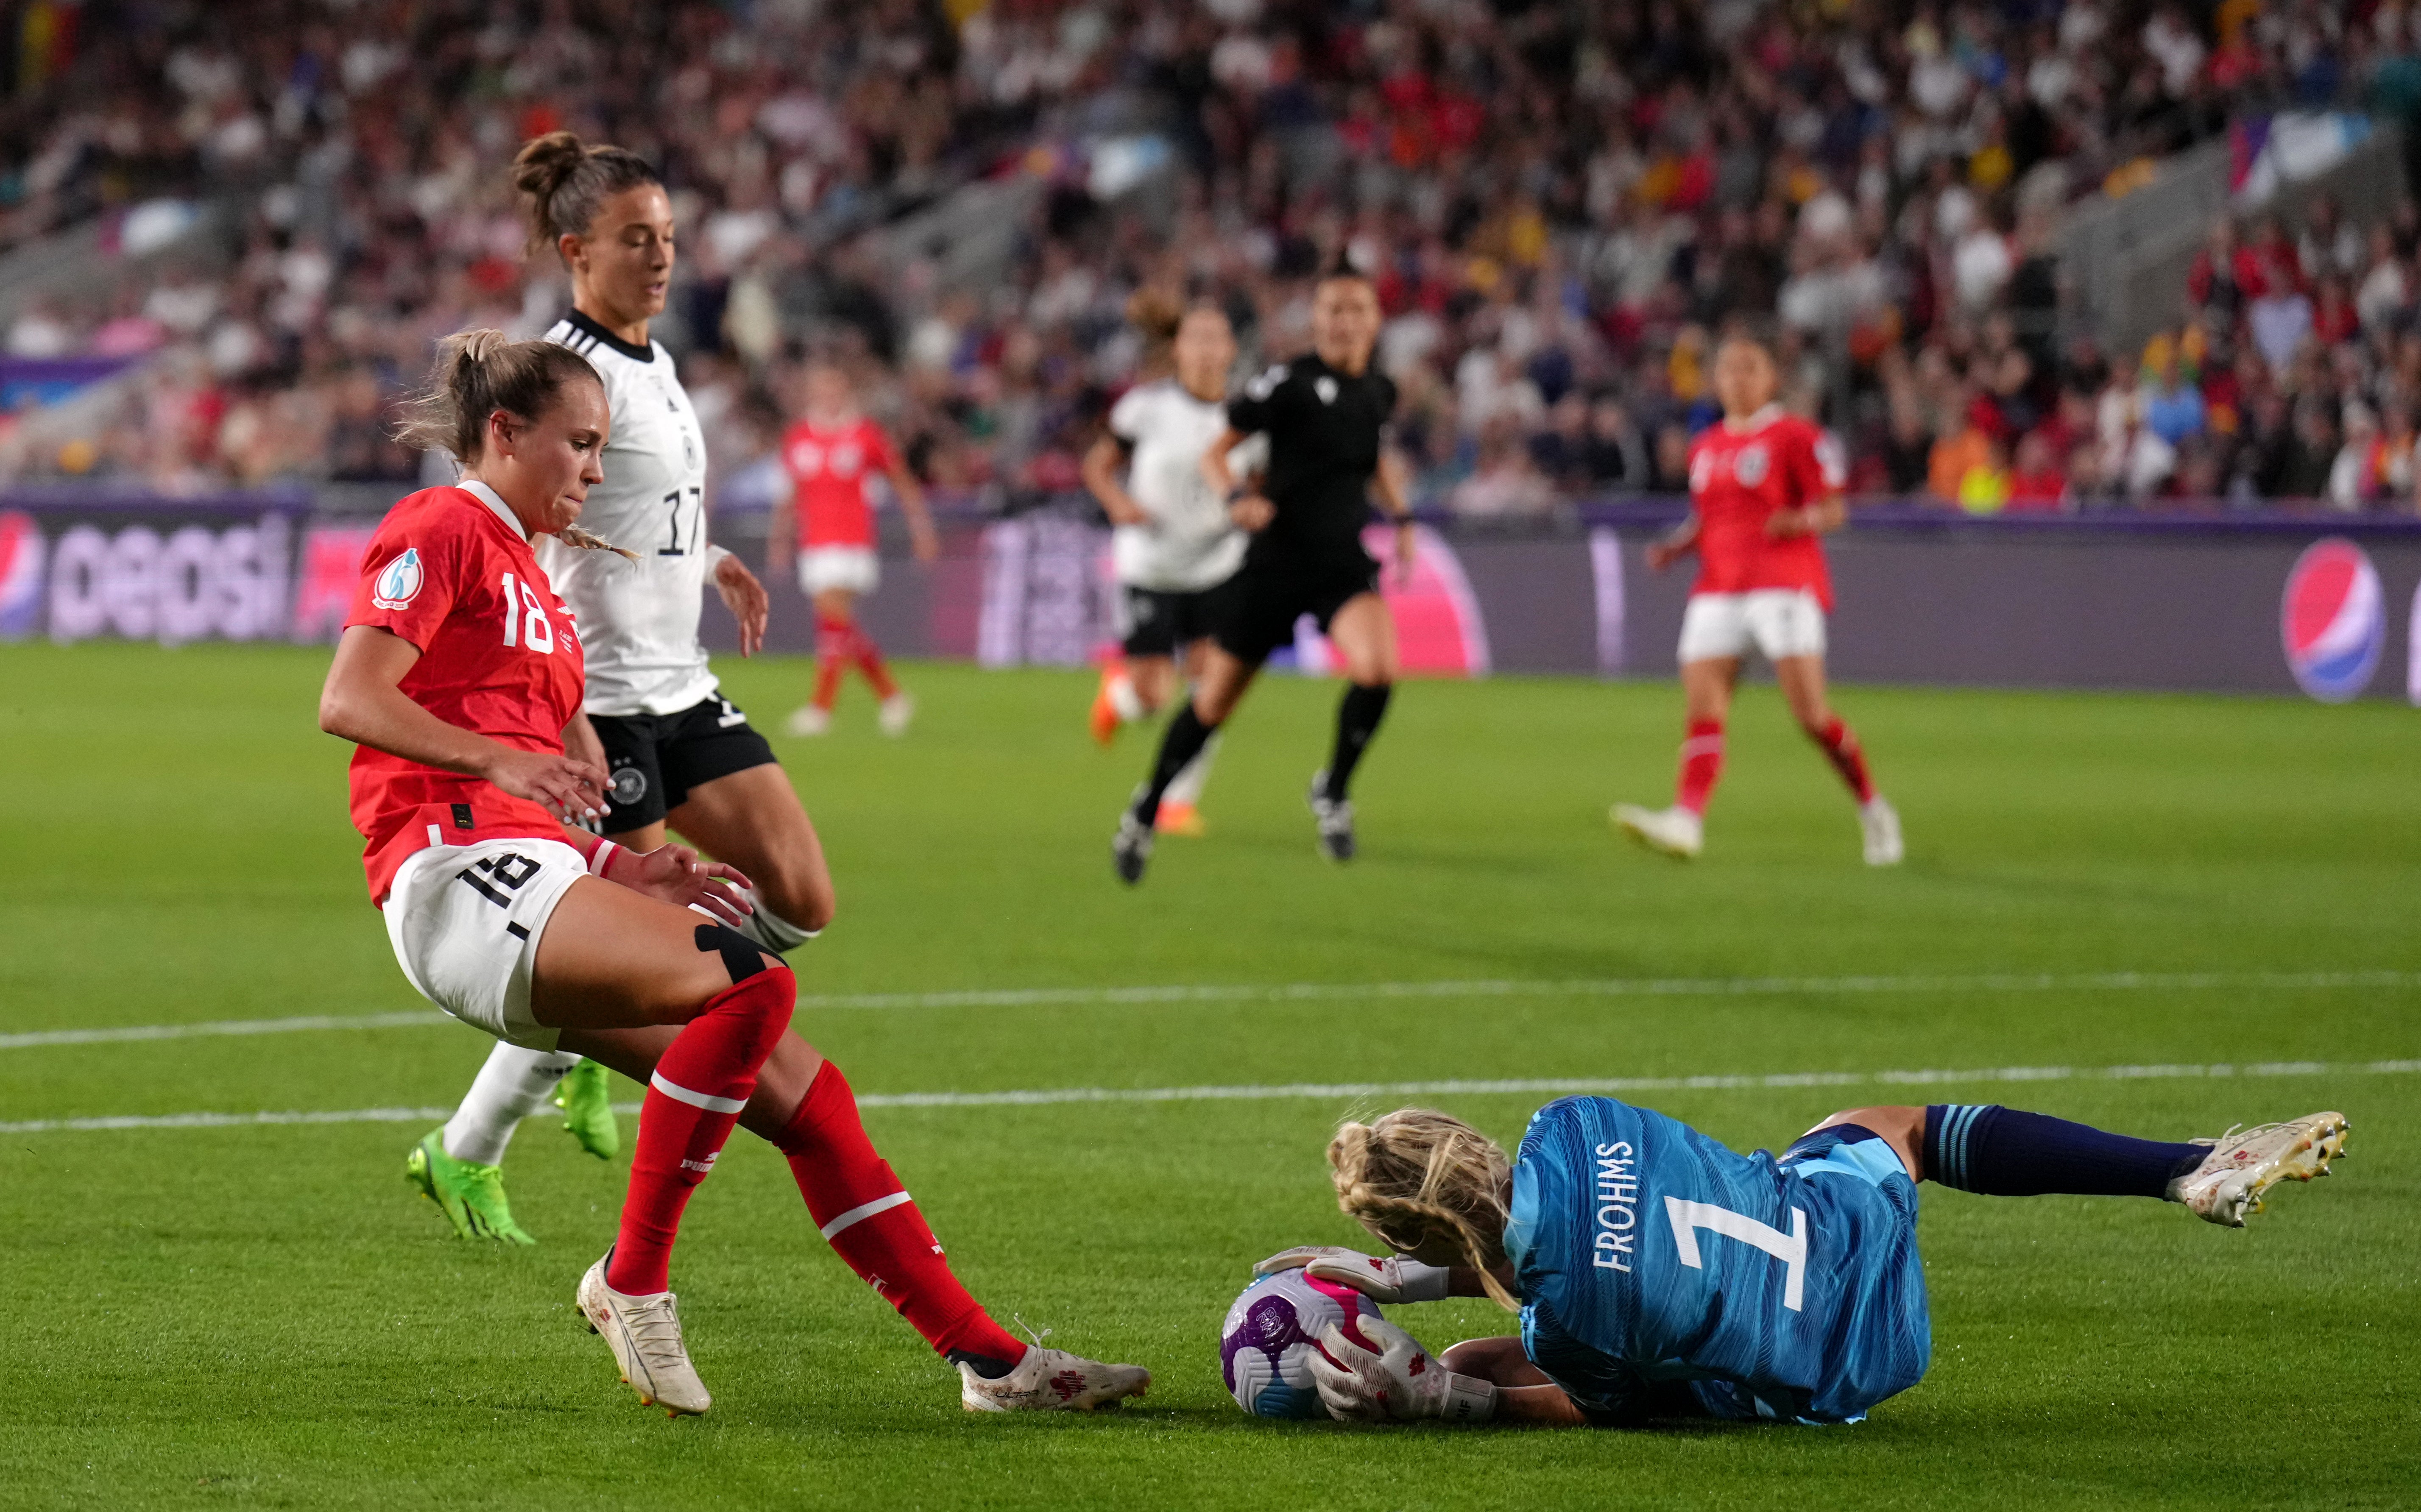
[1328,1110,1520,1312]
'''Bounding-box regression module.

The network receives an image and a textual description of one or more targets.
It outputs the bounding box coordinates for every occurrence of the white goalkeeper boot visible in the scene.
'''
[2168,1113,2349,1227]
[579,1253,712,1417]
[1613,802,1702,860]
[959,1342,1151,1413]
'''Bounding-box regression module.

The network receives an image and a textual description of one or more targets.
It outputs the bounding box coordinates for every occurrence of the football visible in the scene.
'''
[1218,1268,1386,1419]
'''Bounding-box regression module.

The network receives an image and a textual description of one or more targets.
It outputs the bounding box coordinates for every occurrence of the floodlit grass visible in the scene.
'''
[1,643,2415,1510]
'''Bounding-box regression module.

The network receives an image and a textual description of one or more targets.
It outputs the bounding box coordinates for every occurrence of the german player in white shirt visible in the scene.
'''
[1080,297,1252,835]
[404,133,838,1247]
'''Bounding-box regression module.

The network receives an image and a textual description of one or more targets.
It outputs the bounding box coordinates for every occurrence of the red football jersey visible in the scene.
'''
[344,483,586,905]
[1686,406,1846,609]
[782,416,895,549]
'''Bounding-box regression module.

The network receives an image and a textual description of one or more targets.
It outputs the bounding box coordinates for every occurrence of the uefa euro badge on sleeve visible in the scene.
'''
[373,547,425,610]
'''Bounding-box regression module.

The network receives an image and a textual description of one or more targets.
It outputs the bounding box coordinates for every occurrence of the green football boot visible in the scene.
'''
[405,1129,536,1245]
[553,1058,621,1161]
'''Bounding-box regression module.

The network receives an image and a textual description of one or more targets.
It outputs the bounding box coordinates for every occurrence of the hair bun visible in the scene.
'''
[511,131,589,198]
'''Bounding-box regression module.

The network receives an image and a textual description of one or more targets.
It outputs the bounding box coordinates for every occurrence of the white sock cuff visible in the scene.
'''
[738,902,818,953]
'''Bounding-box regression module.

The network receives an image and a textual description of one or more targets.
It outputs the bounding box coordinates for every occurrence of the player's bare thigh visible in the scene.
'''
[812,586,860,622]
[1807,1105,1925,1181]
[1772,653,1836,734]
[530,876,763,1028]
[1679,655,1741,723]
[1129,653,1180,710]
[664,763,836,932]
[1190,643,1260,723]
[1325,591,1399,684]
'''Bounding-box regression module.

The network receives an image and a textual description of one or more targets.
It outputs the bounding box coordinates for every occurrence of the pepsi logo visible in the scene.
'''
[2280,537,2384,703]
[0,510,45,638]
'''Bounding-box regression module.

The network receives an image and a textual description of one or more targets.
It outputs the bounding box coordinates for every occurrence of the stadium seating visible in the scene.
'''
[0,0,2399,511]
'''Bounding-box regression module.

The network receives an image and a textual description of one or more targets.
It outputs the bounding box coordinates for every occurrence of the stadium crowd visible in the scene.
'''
[0,0,2410,515]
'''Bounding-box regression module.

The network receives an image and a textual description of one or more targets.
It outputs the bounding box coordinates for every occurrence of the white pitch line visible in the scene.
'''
[4,1058,2414,1135]
[7,969,2420,1052]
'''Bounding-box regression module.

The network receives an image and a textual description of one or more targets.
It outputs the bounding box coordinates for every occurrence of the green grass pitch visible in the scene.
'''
[2,642,2416,1510]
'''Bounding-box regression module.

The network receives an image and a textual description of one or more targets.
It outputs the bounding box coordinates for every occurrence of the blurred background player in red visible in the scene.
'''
[1080,292,1255,837]
[769,361,938,738]
[1613,328,1902,866]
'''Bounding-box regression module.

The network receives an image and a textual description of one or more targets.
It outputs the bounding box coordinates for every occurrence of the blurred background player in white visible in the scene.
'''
[1613,327,1901,866]
[770,361,939,737]
[404,133,842,1246]
[1081,293,1255,837]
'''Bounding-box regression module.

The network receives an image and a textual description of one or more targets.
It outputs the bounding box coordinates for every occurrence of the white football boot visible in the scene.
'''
[1612,802,1703,860]
[2167,1113,2349,1227]
[578,1253,713,1417]
[959,1344,1151,1413]
[878,691,916,737]
[785,705,831,737]
[1860,796,1904,866]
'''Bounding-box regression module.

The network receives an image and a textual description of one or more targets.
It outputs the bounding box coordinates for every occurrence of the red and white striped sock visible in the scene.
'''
[1813,715,1876,804]
[1676,718,1725,816]
[770,1061,1025,1365]
[605,965,795,1295]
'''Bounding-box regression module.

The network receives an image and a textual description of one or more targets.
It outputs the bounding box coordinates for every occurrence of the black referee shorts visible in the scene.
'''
[1119,577,1240,659]
[1214,550,1382,666]
[589,693,778,833]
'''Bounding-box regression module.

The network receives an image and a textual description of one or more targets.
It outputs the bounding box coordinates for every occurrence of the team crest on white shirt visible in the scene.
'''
[1733,444,1769,486]
[1314,375,1339,405]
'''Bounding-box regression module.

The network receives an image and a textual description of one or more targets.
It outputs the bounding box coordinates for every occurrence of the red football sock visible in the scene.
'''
[769,1061,1024,1365]
[1676,718,1725,815]
[851,626,899,700]
[812,614,851,711]
[1813,715,1876,803]
[606,963,795,1295]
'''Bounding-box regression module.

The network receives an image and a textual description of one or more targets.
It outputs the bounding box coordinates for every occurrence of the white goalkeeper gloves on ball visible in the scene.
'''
[1308,1315,1497,1423]
[1252,1245,1453,1304]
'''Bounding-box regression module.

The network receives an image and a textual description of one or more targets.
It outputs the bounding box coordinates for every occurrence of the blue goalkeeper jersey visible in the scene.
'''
[1505,1096,1931,1425]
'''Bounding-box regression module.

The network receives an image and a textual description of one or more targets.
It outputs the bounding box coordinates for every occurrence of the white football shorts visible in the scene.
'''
[382,837,589,1050]
[1677,589,1828,664]
[798,546,880,597]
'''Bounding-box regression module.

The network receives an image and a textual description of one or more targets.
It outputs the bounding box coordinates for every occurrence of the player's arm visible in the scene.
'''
[564,710,608,773]
[1204,424,1273,532]
[879,428,940,564]
[1644,510,1701,571]
[1082,433,1150,526]
[1767,429,1849,538]
[318,624,608,822]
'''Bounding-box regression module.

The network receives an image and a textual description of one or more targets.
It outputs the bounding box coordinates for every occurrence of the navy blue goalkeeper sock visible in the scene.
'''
[1924,1105,2209,1198]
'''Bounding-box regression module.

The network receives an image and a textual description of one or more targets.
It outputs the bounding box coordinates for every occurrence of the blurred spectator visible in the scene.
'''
[2007,432,2067,510]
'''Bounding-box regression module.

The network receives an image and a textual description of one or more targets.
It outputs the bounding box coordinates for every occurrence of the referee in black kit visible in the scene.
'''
[1112,259,1414,884]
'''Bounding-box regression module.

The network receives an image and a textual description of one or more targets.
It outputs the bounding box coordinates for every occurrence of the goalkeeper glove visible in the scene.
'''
[1253,1245,1452,1304]
[1308,1317,1497,1423]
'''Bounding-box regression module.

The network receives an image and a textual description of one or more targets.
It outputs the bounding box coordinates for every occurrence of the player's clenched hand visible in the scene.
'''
[713,554,772,658]
[485,747,611,822]
[1308,1318,1496,1423]
[607,843,756,927]
[1645,539,1687,571]
[1253,1246,1451,1304]
[1764,507,1813,539]
[1229,495,1276,532]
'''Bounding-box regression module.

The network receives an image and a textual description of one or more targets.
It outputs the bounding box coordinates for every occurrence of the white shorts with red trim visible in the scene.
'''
[798,546,879,598]
[1678,589,1827,664]
[382,837,589,1049]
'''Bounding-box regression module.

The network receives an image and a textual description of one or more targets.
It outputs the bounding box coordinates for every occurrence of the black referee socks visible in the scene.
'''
[1322,683,1393,803]
[1132,705,1218,824]
[1924,1105,2209,1199]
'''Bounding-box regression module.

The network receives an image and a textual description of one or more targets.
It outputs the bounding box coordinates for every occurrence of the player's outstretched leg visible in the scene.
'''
[1309,682,1390,863]
[407,1044,605,1242]
[1114,704,1219,884]
[1878,1104,2349,1226]
[574,950,796,1417]
[765,1060,1151,1411]
[1157,731,1218,836]
[856,626,914,737]
[1614,717,1719,860]
[1091,652,1147,746]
